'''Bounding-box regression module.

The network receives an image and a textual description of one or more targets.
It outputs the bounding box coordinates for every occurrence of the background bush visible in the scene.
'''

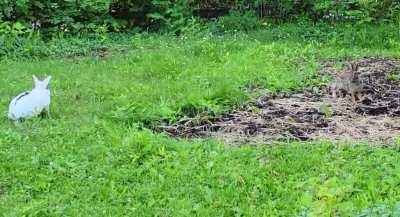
[0,0,399,35]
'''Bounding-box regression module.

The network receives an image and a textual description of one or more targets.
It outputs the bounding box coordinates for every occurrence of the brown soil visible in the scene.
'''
[157,57,400,145]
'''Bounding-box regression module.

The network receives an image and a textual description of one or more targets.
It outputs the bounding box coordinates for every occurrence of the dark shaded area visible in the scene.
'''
[193,8,230,19]
[352,58,400,115]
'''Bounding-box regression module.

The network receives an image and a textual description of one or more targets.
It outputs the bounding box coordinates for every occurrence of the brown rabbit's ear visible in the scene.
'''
[350,63,359,71]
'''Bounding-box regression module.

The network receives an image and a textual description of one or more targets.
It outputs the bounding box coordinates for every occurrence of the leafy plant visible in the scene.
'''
[0,0,399,36]
[319,103,333,118]
[209,10,260,33]
[148,0,195,34]
[0,21,31,37]
[0,20,36,57]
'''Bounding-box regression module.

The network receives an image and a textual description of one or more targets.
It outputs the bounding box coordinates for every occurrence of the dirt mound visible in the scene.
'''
[157,57,400,145]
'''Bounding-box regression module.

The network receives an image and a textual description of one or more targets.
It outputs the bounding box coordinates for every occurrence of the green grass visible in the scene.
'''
[1,23,400,216]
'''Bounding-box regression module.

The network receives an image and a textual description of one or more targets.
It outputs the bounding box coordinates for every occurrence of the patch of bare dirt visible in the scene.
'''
[157,57,400,145]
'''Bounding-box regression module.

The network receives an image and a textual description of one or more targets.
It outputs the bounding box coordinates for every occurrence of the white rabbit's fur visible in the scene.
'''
[8,75,52,121]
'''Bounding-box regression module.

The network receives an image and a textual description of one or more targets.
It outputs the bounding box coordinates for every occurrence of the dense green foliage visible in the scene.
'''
[0,0,399,35]
[2,22,400,59]
[1,23,400,216]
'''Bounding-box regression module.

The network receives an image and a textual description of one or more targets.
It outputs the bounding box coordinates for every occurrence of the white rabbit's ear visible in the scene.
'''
[43,76,52,87]
[32,75,39,86]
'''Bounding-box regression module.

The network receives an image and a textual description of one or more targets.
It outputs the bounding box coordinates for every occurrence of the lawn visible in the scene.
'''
[1,23,400,216]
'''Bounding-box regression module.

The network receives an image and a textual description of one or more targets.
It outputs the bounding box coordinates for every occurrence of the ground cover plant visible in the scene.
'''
[1,22,400,216]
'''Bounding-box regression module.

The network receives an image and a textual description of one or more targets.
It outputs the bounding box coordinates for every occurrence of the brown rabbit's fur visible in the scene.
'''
[330,63,364,102]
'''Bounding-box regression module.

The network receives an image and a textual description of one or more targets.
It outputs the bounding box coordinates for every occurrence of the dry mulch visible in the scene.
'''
[157,57,400,145]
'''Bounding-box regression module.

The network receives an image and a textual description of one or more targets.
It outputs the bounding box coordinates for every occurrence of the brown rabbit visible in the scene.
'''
[330,63,364,102]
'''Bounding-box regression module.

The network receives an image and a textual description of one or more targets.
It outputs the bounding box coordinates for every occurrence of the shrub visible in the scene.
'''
[148,0,194,33]
[311,0,400,23]
[209,10,260,33]
[255,0,400,23]
[0,0,399,35]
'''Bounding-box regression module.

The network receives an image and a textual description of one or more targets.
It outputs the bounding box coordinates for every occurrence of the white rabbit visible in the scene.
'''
[8,75,52,121]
